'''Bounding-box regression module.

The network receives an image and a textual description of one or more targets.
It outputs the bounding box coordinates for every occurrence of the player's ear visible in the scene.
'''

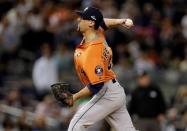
[88,20,95,28]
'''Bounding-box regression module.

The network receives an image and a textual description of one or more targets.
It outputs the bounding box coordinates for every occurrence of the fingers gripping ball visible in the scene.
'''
[51,83,73,107]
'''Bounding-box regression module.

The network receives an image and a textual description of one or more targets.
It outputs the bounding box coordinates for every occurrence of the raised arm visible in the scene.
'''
[104,18,134,29]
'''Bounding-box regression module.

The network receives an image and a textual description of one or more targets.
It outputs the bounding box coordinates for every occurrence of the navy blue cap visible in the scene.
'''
[76,7,107,30]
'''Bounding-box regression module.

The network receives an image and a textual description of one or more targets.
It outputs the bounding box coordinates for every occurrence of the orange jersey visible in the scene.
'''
[74,32,116,86]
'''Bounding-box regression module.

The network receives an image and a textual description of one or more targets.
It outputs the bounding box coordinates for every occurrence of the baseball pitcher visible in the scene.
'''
[51,7,136,131]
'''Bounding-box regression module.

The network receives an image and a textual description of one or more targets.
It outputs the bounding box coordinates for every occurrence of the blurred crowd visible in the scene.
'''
[0,0,187,131]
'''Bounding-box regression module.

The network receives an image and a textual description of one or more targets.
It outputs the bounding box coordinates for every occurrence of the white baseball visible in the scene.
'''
[125,19,133,27]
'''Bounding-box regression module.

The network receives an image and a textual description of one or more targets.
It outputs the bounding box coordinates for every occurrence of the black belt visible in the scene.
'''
[112,79,116,83]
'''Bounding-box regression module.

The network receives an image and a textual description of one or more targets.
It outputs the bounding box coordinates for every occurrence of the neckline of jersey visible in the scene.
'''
[77,37,104,48]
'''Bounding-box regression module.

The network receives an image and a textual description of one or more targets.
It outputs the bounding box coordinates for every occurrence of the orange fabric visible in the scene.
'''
[74,35,116,86]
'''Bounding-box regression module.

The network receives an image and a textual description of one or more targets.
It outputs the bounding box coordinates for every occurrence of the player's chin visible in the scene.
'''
[77,25,80,32]
[77,27,84,33]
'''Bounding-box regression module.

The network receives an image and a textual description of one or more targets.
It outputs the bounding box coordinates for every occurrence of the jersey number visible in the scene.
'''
[102,47,113,70]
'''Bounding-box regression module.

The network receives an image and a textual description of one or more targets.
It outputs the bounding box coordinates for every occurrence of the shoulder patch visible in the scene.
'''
[95,65,103,76]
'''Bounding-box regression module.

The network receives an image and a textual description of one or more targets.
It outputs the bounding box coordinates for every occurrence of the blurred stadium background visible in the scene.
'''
[0,0,187,131]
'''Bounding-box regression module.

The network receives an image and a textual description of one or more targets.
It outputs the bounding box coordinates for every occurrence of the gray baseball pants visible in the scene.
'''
[68,80,136,131]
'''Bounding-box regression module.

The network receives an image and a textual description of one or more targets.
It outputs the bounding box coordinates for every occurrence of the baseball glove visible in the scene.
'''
[51,82,73,106]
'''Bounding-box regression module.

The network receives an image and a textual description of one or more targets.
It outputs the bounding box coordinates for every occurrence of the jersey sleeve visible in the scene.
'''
[83,44,106,84]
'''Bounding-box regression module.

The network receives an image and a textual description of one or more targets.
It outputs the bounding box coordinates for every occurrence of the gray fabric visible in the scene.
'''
[68,80,136,131]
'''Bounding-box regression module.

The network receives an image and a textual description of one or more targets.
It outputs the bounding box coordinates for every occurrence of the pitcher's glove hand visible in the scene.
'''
[51,82,73,107]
